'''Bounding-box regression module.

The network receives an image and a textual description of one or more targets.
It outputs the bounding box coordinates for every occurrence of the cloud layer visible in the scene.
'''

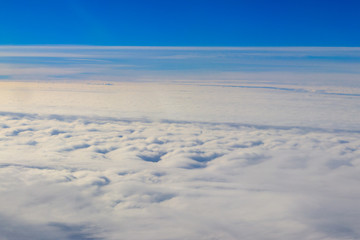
[1,46,360,87]
[1,46,360,239]
[1,112,360,239]
[1,81,359,132]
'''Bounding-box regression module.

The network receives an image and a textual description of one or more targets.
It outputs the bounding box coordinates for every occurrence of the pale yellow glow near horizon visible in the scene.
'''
[0,81,359,130]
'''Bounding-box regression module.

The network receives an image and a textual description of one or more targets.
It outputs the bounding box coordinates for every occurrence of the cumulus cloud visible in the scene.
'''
[1,46,360,239]
[0,111,360,239]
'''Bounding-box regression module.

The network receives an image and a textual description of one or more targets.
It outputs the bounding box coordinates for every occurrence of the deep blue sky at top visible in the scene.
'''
[0,0,359,46]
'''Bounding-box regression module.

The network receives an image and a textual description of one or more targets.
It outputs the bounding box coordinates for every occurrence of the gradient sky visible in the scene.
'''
[1,0,359,46]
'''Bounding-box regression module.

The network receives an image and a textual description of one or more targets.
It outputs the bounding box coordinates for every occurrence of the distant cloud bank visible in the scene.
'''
[0,46,360,87]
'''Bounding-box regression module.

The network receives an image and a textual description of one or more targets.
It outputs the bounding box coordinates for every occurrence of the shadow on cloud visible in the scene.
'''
[0,111,360,239]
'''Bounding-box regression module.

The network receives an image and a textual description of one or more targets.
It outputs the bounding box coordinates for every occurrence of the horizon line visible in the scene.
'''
[1,45,360,51]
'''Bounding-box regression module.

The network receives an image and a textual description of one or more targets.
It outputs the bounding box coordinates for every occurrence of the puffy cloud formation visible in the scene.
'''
[1,112,360,239]
[1,44,360,239]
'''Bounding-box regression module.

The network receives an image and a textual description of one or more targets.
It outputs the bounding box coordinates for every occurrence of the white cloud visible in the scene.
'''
[1,81,359,131]
[0,47,360,239]
[0,110,360,239]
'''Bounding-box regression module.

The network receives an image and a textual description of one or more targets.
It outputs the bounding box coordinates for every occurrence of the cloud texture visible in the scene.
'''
[1,112,360,239]
[0,46,360,239]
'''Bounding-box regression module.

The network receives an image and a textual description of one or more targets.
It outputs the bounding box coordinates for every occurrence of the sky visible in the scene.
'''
[1,0,360,46]
[1,1,360,239]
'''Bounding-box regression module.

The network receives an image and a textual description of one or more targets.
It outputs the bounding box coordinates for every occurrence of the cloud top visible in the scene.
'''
[0,111,360,239]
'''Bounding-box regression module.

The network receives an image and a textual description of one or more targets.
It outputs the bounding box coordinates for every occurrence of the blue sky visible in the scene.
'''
[1,0,359,46]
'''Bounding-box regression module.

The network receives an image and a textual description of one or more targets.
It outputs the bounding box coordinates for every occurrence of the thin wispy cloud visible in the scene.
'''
[1,46,360,87]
